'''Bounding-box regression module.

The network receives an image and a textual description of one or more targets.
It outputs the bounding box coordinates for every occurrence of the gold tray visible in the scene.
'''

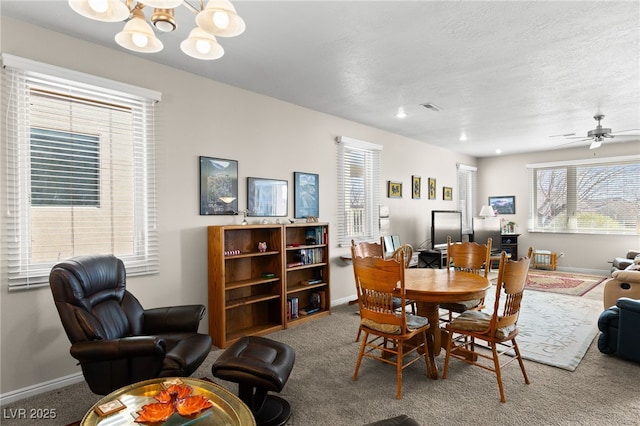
[81,378,255,426]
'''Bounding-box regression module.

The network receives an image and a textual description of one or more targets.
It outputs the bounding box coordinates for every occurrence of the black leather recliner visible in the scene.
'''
[49,254,212,395]
[597,297,640,363]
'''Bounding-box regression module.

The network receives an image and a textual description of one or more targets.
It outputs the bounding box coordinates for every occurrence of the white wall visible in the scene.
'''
[0,17,475,396]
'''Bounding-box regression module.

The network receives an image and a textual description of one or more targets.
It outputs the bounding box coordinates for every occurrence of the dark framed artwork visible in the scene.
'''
[247,177,288,217]
[387,181,402,198]
[199,156,238,215]
[412,175,421,199]
[488,195,516,214]
[443,186,453,201]
[294,172,319,219]
[428,177,436,200]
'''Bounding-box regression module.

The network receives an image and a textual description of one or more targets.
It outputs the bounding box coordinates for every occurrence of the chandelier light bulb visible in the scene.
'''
[196,39,212,54]
[132,33,149,48]
[213,11,230,29]
[88,0,108,13]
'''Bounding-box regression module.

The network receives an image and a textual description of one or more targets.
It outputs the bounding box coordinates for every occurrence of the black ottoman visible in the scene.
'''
[212,336,295,426]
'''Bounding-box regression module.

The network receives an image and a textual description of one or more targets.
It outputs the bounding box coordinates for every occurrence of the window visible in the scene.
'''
[456,163,477,235]
[2,54,161,290]
[527,155,640,234]
[336,136,382,246]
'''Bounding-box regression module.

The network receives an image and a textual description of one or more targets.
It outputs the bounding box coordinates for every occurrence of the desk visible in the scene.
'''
[80,377,255,425]
[402,268,490,377]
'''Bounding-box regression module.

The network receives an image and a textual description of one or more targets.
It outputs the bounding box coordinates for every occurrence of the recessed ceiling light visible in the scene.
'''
[459,131,467,141]
[395,108,407,119]
[495,148,502,155]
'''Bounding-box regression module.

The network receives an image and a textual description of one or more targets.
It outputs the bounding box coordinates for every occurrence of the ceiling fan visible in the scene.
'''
[550,114,640,149]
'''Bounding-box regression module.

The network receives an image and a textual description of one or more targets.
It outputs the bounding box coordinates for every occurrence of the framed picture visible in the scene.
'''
[488,195,516,214]
[387,181,402,198]
[294,172,319,219]
[199,156,238,215]
[412,175,421,199]
[443,186,453,201]
[247,177,288,217]
[428,177,436,200]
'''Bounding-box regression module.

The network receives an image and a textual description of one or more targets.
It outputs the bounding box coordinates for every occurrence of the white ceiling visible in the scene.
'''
[2,0,639,157]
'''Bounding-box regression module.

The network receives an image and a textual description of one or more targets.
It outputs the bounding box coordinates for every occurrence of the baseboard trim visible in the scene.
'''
[0,372,84,405]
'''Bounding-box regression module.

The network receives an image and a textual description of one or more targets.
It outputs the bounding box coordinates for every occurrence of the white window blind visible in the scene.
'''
[456,163,477,235]
[2,54,160,290]
[336,136,382,247]
[527,155,640,234]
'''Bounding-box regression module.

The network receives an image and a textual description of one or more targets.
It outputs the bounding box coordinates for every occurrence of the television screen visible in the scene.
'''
[431,210,462,250]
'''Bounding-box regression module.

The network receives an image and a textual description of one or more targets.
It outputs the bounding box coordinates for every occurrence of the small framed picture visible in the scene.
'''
[294,172,319,219]
[488,195,516,214]
[387,181,402,198]
[411,175,421,199]
[443,186,453,201]
[428,177,436,200]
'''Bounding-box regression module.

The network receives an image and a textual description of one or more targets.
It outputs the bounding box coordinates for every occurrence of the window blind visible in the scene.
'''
[336,136,382,247]
[527,155,640,234]
[2,54,160,290]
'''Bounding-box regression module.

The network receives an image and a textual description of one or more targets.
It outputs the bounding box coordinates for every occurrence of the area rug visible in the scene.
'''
[523,269,607,296]
[483,286,602,371]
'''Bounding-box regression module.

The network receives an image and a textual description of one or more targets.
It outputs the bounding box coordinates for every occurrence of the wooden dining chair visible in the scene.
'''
[442,248,533,403]
[439,236,492,322]
[350,249,436,399]
[392,244,417,315]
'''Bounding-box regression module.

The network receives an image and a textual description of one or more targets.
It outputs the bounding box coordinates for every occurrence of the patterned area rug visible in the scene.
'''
[524,269,607,296]
[483,286,602,371]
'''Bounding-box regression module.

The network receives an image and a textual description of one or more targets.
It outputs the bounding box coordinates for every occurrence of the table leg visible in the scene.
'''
[414,301,440,379]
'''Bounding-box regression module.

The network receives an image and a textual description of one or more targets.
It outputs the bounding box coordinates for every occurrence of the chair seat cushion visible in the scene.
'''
[361,313,428,334]
[440,299,482,313]
[449,310,514,339]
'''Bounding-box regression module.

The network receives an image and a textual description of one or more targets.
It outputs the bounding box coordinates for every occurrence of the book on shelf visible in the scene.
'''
[287,297,299,319]
[299,307,320,316]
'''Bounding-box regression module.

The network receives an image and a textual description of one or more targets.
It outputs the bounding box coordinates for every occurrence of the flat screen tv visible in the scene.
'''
[431,210,462,250]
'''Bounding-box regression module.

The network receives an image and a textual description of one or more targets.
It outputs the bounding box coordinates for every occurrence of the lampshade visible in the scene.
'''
[68,0,130,22]
[115,8,163,53]
[479,205,495,217]
[181,27,224,60]
[196,0,246,37]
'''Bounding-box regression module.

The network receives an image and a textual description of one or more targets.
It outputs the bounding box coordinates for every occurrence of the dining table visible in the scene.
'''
[402,268,491,379]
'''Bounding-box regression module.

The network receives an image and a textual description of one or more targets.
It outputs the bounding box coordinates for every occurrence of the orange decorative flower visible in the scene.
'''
[135,384,211,424]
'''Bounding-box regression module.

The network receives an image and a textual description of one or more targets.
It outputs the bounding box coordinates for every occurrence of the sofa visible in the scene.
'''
[597,297,640,363]
[603,250,640,309]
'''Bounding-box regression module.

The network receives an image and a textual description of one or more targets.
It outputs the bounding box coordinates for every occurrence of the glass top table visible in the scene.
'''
[80,377,255,426]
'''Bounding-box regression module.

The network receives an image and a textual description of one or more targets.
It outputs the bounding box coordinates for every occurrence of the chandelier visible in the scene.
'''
[68,0,245,60]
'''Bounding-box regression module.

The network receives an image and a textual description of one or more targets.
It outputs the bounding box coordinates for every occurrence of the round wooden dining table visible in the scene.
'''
[403,268,491,378]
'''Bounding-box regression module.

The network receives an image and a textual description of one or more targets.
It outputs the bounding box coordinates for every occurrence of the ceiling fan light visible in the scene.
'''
[68,0,129,22]
[180,27,224,60]
[115,9,163,53]
[196,0,245,37]
[589,140,602,149]
[140,0,184,8]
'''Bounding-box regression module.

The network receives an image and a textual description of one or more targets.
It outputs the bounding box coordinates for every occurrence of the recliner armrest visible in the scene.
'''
[617,297,640,313]
[70,336,166,363]
[612,270,640,283]
[143,305,206,334]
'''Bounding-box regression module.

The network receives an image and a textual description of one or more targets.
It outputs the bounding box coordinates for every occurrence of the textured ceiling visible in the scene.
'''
[2,0,639,157]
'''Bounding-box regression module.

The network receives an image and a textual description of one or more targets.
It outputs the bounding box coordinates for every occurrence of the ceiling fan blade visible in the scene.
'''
[548,133,576,138]
[555,138,590,148]
[611,128,640,134]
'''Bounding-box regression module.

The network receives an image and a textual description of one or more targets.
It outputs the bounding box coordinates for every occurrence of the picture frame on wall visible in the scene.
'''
[412,175,421,199]
[199,156,238,215]
[488,195,516,214]
[247,177,288,217]
[443,186,453,201]
[388,181,402,198]
[428,177,436,200]
[294,172,319,219]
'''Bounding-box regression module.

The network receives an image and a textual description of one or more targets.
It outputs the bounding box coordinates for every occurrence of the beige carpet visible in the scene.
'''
[524,269,607,296]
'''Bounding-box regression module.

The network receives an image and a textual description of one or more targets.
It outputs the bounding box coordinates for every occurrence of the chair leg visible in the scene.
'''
[353,331,367,381]
[396,339,403,399]
[491,343,506,403]
[512,339,530,384]
[442,329,454,379]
